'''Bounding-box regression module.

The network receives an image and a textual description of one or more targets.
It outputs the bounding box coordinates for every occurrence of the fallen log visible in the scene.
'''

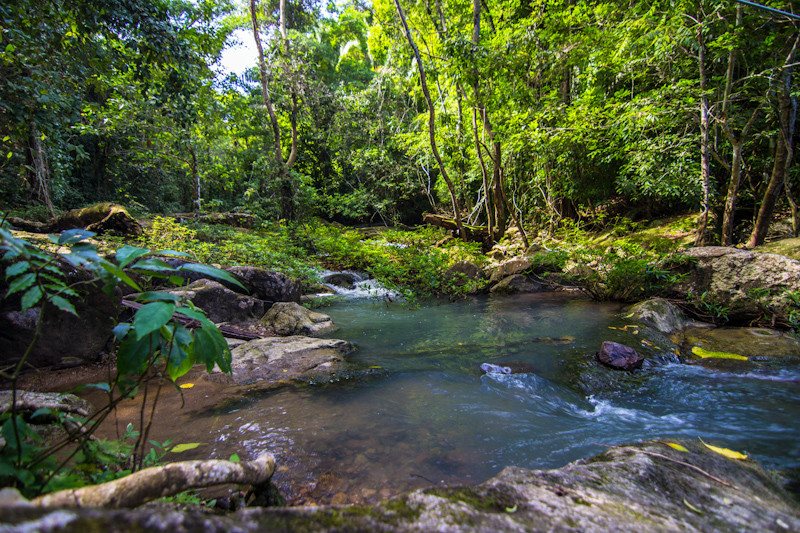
[33,453,275,508]
[422,213,490,244]
[7,203,142,237]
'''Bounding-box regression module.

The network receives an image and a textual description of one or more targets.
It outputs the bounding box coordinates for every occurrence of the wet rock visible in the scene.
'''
[490,274,545,294]
[225,266,301,303]
[322,272,360,290]
[487,256,532,284]
[210,336,353,387]
[259,302,336,336]
[597,341,644,370]
[677,326,800,362]
[627,298,687,334]
[674,246,800,324]
[2,440,798,532]
[480,361,537,374]
[0,258,120,369]
[158,279,268,326]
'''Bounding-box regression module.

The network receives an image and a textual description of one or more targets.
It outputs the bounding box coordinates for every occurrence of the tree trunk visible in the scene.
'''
[720,107,759,246]
[33,453,275,508]
[695,28,712,247]
[746,35,798,248]
[28,126,56,218]
[393,0,465,240]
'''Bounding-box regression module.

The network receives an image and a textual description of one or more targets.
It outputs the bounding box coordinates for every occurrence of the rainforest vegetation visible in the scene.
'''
[1,0,798,248]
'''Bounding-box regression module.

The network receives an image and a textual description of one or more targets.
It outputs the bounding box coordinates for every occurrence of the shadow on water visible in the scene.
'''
[124,293,800,505]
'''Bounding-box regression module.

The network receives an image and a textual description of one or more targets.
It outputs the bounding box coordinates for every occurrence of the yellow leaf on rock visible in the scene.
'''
[170,442,204,453]
[664,442,689,452]
[691,347,748,361]
[179,383,194,389]
[683,498,704,514]
[700,439,748,460]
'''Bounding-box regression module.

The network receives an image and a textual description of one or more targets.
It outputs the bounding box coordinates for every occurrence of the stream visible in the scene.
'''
[162,292,800,505]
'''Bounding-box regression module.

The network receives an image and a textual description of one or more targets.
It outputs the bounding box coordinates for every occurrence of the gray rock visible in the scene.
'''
[321,272,360,290]
[675,246,800,324]
[0,391,93,447]
[213,336,353,387]
[490,274,545,294]
[225,266,301,303]
[1,440,797,532]
[160,279,268,325]
[488,257,532,284]
[628,298,687,334]
[259,302,336,336]
[444,261,486,294]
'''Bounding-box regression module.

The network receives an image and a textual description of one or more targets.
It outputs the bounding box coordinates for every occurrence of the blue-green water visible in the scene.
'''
[197,294,800,505]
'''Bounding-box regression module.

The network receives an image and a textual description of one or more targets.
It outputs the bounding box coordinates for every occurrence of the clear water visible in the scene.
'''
[185,294,800,505]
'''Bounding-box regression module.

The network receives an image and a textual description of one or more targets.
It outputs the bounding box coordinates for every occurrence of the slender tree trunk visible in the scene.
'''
[747,35,798,248]
[695,29,712,247]
[190,145,200,213]
[28,126,55,218]
[393,0,465,239]
[250,0,282,163]
[720,108,759,245]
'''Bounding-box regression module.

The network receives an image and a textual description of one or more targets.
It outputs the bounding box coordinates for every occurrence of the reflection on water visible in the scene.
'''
[166,294,800,504]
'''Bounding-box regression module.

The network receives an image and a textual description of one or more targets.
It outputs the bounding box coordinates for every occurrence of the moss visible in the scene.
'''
[426,486,518,514]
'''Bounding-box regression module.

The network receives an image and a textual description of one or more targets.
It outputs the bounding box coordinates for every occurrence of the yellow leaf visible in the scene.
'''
[683,498,703,514]
[505,504,518,513]
[179,383,194,389]
[608,326,618,330]
[691,346,748,361]
[170,442,204,453]
[700,439,748,460]
[622,312,635,318]
[664,442,689,452]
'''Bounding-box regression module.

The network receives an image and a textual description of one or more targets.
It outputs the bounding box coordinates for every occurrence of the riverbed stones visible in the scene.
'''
[597,341,644,370]
[259,302,336,336]
[674,246,800,324]
[2,439,797,532]
[211,336,353,387]
[627,298,688,334]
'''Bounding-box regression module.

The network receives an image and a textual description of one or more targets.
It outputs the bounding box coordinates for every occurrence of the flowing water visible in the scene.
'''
[153,293,800,505]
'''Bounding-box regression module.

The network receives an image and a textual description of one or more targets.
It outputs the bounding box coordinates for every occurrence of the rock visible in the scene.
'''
[480,361,537,374]
[160,279,268,325]
[211,336,353,387]
[0,391,92,447]
[674,246,800,324]
[627,298,687,334]
[225,266,301,303]
[321,272,360,290]
[0,259,120,369]
[677,326,800,361]
[259,302,336,336]
[597,341,644,370]
[444,261,486,294]
[1,440,798,531]
[490,274,545,294]
[487,256,532,284]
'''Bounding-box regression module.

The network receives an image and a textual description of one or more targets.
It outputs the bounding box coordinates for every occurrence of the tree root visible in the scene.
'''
[33,453,276,508]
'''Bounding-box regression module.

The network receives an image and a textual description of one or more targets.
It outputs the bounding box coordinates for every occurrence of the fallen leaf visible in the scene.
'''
[170,442,204,453]
[700,439,748,460]
[505,504,518,513]
[664,442,689,452]
[691,346,748,361]
[683,498,703,514]
[179,383,194,389]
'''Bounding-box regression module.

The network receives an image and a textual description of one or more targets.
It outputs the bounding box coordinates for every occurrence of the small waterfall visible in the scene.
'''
[318,270,398,299]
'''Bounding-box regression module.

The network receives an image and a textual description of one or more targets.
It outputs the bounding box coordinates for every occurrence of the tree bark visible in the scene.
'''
[393,0,465,239]
[720,107,759,246]
[747,34,798,248]
[695,27,712,247]
[250,0,283,164]
[33,453,275,508]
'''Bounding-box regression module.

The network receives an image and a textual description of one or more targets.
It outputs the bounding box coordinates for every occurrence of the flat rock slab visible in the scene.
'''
[209,336,354,388]
[2,440,798,531]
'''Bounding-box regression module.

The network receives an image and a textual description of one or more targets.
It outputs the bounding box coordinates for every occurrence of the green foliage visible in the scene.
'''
[687,290,730,323]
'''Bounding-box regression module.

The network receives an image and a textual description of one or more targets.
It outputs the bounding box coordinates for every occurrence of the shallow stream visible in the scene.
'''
[163,293,800,505]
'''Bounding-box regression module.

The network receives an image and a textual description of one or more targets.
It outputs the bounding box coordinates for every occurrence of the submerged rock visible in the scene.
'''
[209,336,354,387]
[1,439,797,531]
[259,302,336,336]
[597,341,644,371]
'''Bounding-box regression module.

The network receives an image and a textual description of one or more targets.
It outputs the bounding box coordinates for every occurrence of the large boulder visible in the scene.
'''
[0,260,120,369]
[259,302,336,336]
[225,266,301,303]
[627,298,688,334]
[160,279,268,325]
[490,274,545,294]
[1,440,798,531]
[443,261,486,294]
[674,247,800,324]
[487,256,532,284]
[210,336,353,387]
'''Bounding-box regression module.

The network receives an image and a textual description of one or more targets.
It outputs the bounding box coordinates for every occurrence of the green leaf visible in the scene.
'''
[113,322,132,340]
[169,442,204,453]
[135,292,181,303]
[30,408,55,420]
[133,302,175,339]
[229,453,240,462]
[7,272,35,296]
[115,245,150,268]
[154,249,191,258]
[130,258,173,272]
[58,229,95,245]
[117,334,158,375]
[98,261,141,292]
[5,261,29,278]
[50,295,77,316]
[175,306,213,327]
[179,263,246,292]
[21,286,43,311]
[194,326,230,373]
[70,382,111,393]
[166,345,193,381]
